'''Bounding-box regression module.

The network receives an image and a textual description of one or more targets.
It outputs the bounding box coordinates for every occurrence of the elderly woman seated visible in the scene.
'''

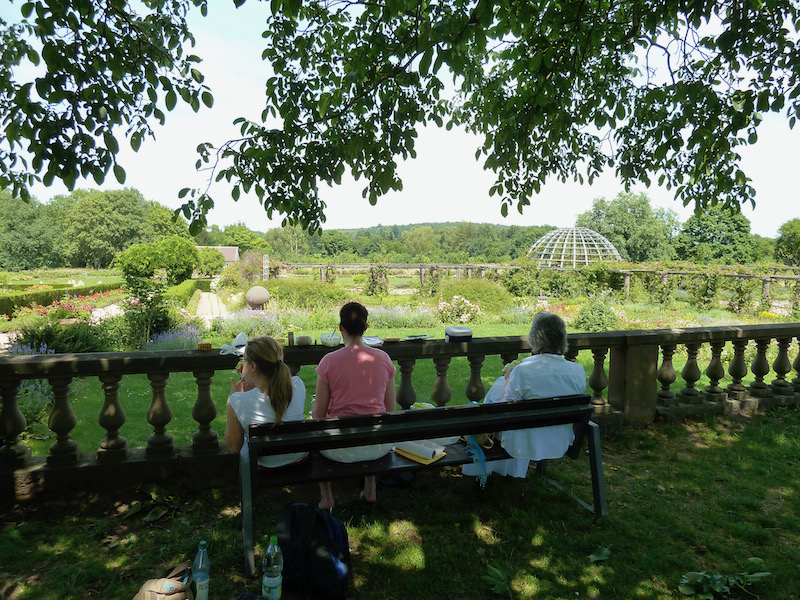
[463,311,586,479]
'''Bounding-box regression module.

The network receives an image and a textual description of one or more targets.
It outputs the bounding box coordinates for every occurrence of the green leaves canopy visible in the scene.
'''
[182,0,800,232]
[4,1,800,234]
[0,0,212,200]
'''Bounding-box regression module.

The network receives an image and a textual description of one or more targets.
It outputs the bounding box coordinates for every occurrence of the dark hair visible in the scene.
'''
[243,336,292,423]
[339,301,368,336]
[528,312,569,355]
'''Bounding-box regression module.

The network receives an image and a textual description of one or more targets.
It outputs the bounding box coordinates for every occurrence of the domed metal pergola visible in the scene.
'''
[527,227,621,269]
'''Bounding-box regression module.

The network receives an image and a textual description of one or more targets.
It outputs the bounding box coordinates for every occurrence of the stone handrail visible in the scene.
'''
[1,323,799,502]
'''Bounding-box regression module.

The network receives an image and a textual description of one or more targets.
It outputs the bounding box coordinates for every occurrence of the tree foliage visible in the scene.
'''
[4,1,800,232]
[218,223,272,255]
[0,0,212,200]
[114,235,199,285]
[182,0,800,231]
[62,188,150,268]
[196,247,226,276]
[775,218,800,266]
[675,204,755,264]
[0,190,64,270]
[575,192,679,262]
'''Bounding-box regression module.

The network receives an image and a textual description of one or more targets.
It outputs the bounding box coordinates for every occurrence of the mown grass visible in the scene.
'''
[3,409,799,599]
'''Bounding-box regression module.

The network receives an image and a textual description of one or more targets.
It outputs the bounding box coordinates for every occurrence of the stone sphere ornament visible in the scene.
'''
[245,286,270,309]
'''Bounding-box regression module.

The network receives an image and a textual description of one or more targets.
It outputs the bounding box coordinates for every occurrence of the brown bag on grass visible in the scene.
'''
[133,563,193,600]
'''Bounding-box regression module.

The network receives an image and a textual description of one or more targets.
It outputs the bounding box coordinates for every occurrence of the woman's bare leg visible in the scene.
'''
[318,481,334,511]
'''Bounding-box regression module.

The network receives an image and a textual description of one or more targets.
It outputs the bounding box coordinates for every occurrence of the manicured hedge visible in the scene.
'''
[164,278,213,305]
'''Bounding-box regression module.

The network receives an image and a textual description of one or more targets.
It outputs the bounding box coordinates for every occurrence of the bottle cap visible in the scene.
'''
[270,535,278,544]
[199,540,207,548]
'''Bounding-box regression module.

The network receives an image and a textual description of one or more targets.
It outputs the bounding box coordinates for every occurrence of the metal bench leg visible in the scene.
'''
[587,422,608,516]
[240,457,256,577]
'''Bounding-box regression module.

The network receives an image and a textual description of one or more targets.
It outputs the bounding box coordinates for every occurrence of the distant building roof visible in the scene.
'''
[197,246,239,263]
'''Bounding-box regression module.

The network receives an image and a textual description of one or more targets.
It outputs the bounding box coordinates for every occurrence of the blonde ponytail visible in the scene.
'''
[244,336,294,424]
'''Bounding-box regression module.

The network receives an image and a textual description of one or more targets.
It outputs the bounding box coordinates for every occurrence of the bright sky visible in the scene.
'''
[5,2,800,237]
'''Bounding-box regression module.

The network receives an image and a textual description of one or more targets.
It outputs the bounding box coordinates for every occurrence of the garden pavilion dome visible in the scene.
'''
[527,227,621,269]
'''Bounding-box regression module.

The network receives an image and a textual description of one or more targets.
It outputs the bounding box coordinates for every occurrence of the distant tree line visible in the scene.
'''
[0,187,793,272]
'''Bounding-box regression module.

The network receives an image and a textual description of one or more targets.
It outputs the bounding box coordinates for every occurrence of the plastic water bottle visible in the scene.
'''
[262,535,283,599]
[192,540,210,600]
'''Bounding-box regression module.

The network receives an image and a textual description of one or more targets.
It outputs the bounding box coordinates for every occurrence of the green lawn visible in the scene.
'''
[3,409,798,599]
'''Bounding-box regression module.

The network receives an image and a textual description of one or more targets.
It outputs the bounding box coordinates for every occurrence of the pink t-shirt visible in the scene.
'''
[315,345,396,417]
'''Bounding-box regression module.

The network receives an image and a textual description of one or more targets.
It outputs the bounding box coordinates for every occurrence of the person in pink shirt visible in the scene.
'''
[314,302,397,510]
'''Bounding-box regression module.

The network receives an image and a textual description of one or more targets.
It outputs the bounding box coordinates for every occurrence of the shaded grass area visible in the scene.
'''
[3,409,800,599]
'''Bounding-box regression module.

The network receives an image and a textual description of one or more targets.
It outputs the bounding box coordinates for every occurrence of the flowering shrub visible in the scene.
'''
[436,295,484,323]
[369,305,439,328]
[11,290,122,324]
[146,325,202,351]
[572,294,621,332]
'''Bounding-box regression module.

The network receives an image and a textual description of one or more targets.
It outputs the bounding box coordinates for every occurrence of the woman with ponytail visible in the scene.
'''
[225,336,307,468]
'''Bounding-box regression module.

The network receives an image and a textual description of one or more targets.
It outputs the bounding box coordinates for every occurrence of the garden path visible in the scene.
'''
[196,292,229,321]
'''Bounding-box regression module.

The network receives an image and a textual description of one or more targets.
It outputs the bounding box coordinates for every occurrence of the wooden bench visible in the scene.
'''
[240,394,607,575]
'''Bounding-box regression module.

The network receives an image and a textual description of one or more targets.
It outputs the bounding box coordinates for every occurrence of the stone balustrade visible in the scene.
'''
[1,323,799,502]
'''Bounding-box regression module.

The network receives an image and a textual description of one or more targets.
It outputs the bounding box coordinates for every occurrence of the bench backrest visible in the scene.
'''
[248,394,593,461]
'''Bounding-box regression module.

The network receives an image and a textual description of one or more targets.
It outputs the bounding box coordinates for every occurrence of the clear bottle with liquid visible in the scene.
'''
[262,535,283,599]
[192,540,210,600]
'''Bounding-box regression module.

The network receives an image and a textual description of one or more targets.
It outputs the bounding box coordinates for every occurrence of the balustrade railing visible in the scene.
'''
[1,323,799,501]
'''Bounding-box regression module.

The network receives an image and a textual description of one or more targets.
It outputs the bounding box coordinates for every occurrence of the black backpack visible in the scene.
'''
[276,503,351,600]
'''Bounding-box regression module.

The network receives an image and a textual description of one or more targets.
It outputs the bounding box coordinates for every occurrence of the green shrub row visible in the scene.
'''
[0,282,124,316]
[164,278,212,305]
[262,278,348,309]
[5,283,74,291]
[437,279,514,314]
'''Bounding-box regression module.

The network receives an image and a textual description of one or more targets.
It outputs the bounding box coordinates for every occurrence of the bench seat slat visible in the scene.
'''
[253,440,493,486]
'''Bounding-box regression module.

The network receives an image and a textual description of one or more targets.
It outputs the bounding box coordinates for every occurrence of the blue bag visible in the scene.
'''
[276,503,351,600]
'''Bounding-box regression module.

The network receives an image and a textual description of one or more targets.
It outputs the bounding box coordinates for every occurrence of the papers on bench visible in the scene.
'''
[394,440,446,465]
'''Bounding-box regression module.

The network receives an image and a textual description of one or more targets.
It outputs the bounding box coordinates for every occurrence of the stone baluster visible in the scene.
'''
[727,339,749,400]
[430,357,452,407]
[146,372,173,457]
[98,373,127,463]
[192,370,219,455]
[465,355,486,402]
[703,341,727,403]
[676,343,702,404]
[0,376,30,468]
[771,337,794,403]
[47,377,80,466]
[792,336,800,395]
[500,353,519,369]
[749,339,772,398]
[564,347,579,362]
[657,344,677,407]
[588,348,609,412]
[396,359,417,410]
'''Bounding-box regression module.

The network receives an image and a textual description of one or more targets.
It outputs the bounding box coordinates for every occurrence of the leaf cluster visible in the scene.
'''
[679,557,771,599]
[0,0,213,199]
[182,0,800,231]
